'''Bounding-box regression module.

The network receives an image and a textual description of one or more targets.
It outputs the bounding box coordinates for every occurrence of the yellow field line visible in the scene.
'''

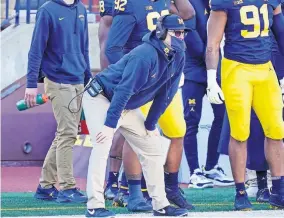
[0,202,268,211]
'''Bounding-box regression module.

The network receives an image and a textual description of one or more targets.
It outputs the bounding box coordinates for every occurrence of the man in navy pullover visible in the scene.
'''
[103,0,195,211]
[83,14,189,217]
[25,0,91,203]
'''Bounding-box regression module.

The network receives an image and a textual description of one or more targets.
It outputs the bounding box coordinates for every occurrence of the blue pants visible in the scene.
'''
[182,80,225,173]
[218,110,268,171]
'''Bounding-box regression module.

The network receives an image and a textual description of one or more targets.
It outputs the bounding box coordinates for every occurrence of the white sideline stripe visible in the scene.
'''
[4,210,284,218]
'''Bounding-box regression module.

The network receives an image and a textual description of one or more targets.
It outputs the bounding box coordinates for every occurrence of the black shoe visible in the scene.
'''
[153,205,188,216]
[85,208,116,217]
[166,187,194,210]
[256,188,270,203]
[104,183,119,200]
[234,190,252,211]
[56,187,87,203]
[34,184,58,201]
[112,191,129,207]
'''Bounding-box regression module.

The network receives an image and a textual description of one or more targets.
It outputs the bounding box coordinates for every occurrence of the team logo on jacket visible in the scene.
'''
[234,0,243,5]
[78,14,85,22]
[178,18,184,24]
[145,5,153,10]
[164,47,170,55]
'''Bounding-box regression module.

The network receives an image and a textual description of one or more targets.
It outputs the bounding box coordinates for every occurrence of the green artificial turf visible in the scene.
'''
[1,188,272,217]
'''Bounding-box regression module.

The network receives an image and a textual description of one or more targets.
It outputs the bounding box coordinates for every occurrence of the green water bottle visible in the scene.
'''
[16,94,48,111]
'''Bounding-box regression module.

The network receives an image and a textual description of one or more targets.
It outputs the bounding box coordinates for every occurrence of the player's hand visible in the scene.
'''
[24,88,38,108]
[96,125,115,143]
[206,69,224,104]
[280,78,284,102]
[146,127,160,137]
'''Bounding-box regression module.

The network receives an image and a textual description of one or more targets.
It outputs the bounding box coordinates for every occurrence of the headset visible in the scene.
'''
[156,14,171,40]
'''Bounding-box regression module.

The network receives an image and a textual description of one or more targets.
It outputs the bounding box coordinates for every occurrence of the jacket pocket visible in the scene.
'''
[58,53,87,76]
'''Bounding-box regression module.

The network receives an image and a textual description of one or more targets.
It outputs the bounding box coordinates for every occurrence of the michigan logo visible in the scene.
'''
[145,5,153,10]
[234,0,243,5]
[178,18,184,25]
[188,99,196,105]
[188,99,196,112]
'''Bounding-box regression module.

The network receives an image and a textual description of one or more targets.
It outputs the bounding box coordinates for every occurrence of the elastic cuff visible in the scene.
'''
[144,121,156,131]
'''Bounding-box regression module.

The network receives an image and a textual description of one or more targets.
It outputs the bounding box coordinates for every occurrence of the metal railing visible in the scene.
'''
[1,0,98,29]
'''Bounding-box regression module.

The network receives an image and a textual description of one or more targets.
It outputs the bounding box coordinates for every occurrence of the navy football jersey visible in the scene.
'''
[113,0,170,49]
[106,0,171,64]
[99,0,113,17]
[211,0,281,64]
[271,1,284,53]
[271,1,284,79]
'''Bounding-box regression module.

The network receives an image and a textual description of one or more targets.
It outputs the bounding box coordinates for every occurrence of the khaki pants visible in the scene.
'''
[83,92,170,210]
[39,78,84,190]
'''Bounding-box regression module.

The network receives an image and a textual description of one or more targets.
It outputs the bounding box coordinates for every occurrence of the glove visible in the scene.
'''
[96,125,115,143]
[206,69,225,104]
[280,78,284,102]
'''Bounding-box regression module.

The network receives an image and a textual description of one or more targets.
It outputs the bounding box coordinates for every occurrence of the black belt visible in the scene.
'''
[100,91,108,99]
[86,78,103,97]
[86,78,109,100]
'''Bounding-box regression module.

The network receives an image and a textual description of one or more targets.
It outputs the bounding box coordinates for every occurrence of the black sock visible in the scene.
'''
[256,171,267,190]
[235,182,245,193]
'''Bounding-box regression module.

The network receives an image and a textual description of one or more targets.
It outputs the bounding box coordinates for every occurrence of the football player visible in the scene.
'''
[218,0,284,204]
[181,0,233,189]
[104,0,195,211]
[206,0,284,210]
[98,0,113,70]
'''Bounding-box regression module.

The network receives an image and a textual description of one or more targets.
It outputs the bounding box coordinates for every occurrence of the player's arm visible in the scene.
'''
[272,5,284,55]
[27,8,50,88]
[83,9,92,85]
[170,0,195,20]
[99,15,113,70]
[105,56,150,128]
[105,14,136,64]
[205,10,227,104]
[144,57,184,131]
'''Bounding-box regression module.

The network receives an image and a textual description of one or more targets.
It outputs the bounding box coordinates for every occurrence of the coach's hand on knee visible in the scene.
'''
[146,128,160,137]
[24,88,38,108]
[96,125,115,143]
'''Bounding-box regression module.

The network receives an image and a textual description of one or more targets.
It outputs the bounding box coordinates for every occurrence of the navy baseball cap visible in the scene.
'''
[162,14,190,31]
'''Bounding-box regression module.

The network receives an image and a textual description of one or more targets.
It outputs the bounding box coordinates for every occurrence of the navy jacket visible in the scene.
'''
[97,32,185,130]
[27,0,92,88]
